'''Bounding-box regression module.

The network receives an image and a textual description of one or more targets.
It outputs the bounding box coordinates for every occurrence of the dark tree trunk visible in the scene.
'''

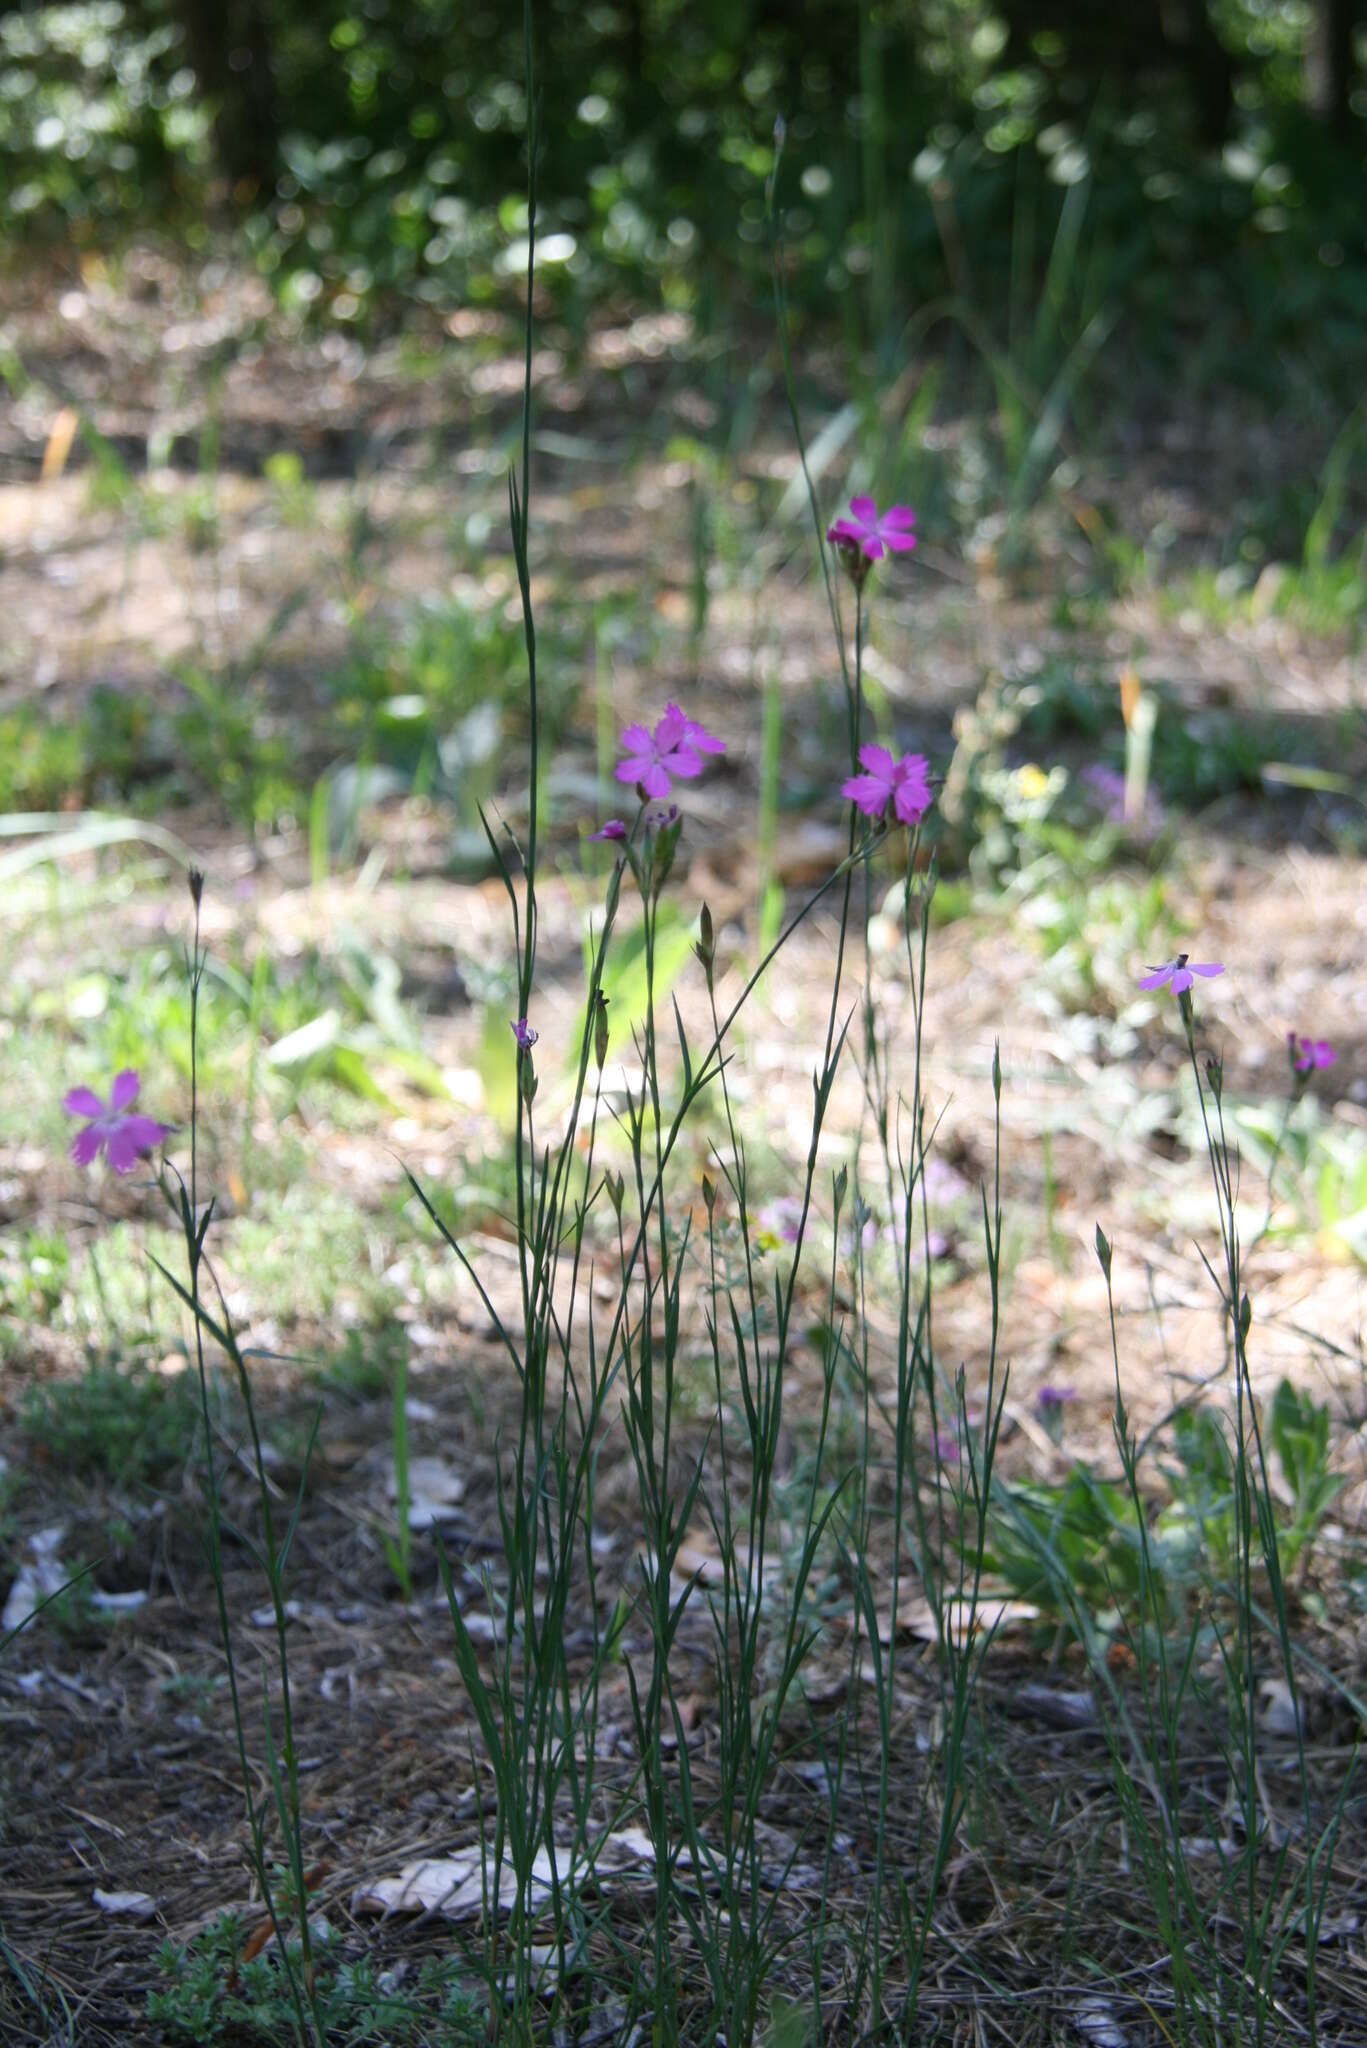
[624,0,647,87]
[1158,1,1235,143]
[174,0,279,199]
[999,1,1233,142]
[1306,0,1357,134]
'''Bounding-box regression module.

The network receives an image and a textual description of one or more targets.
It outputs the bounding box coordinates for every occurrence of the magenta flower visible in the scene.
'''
[1081,764,1165,837]
[511,1017,538,1050]
[1036,1385,1076,1413]
[590,819,627,842]
[615,704,725,801]
[63,1071,172,1174]
[756,1196,803,1245]
[841,744,933,826]
[1138,954,1224,996]
[827,497,917,563]
[1291,1034,1336,1074]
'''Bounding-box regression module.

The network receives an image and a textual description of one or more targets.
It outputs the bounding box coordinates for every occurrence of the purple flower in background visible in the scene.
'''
[757,1196,804,1245]
[615,703,724,801]
[851,1212,949,1262]
[511,1017,538,1050]
[63,1071,172,1174]
[1291,1034,1336,1074]
[922,1157,971,1205]
[1139,954,1224,997]
[1037,1383,1076,1442]
[841,744,933,827]
[1082,764,1127,819]
[1036,1385,1076,1414]
[827,497,917,563]
[590,819,627,842]
[1081,764,1165,837]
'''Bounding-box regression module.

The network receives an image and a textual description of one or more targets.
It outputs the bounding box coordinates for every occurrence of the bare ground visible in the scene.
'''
[2,248,1366,2042]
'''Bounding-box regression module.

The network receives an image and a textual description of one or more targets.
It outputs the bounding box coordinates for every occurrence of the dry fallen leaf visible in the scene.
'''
[393,1454,465,1529]
[1006,1684,1099,1731]
[2,1526,70,1635]
[353,1826,656,1921]
[1074,1994,1128,2047]
[41,407,80,483]
[93,1889,157,1919]
[875,1594,1039,1647]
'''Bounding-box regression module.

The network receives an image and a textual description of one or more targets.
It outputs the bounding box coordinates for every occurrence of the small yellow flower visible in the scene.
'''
[1016,763,1050,800]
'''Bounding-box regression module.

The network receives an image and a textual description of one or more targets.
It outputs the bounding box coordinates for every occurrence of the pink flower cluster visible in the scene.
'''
[1137,965,1343,1096]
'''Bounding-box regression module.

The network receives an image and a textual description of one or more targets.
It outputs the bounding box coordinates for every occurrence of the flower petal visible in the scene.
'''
[659,743,703,780]
[63,1087,105,1118]
[893,777,931,826]
[70,1126,104,1167]
[881,530,917,554]
[861,535,885,560]
[1138,967,1174,989]
[881,505,916,530]
[892,751,931,788]
[856,743,897,783]
[1188,963,1224,978]
[110,1069,141,1111]
[104,1128,144,1175]
[841,773,891,818]
[619,723,653,756]
[637,761,671,799]
[116,1114,170,1155]
[653,704,688,752]
[615,755,653,785]
[682,719,725,755]
[848,495,878,524]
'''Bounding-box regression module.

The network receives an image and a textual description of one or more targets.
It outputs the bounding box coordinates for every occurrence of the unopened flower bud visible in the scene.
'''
[593,990,609,1070]
[651,812,682,895]
[829,533,872,592]
[694,902,715,986]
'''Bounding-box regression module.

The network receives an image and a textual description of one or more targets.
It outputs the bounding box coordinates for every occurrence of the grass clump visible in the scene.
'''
[20,1359,200,1488]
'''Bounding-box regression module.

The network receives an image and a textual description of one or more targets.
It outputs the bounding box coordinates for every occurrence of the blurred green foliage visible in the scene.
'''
[1,1,1362,403]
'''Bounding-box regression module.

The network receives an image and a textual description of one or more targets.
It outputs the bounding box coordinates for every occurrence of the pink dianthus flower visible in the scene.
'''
[841,744,933,826]
[64,1071,172,1174]
[615,704,724,801]
[1138,955,1224,997]
[826,497,917,563]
